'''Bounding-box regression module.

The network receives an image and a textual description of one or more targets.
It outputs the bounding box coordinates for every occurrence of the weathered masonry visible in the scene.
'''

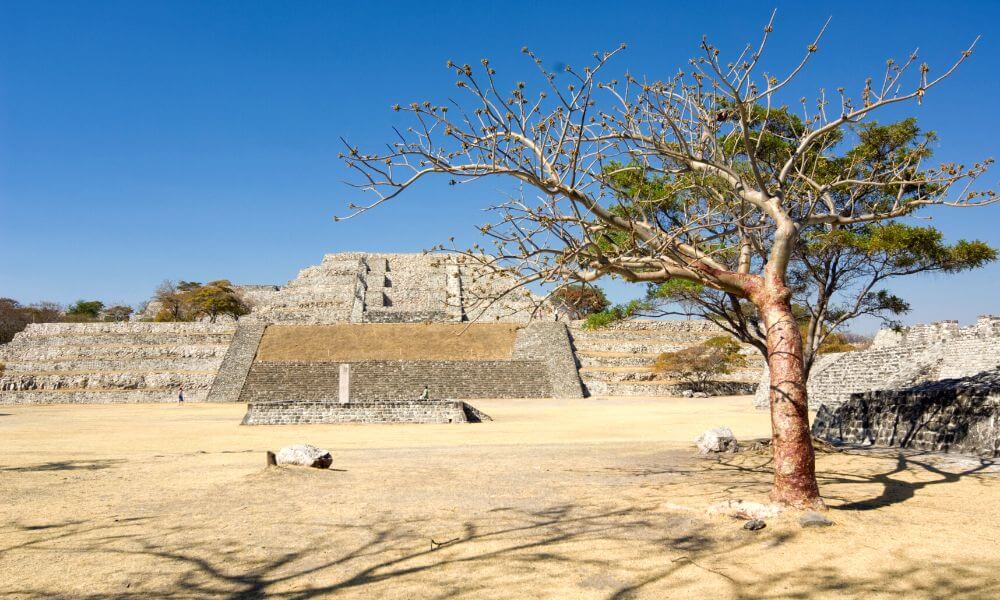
[570,320,762,397]
[0,322,235,404]
[812,367,999,457]
[751,316,1000,456]
[233,322,583,421]
[0,252,765,413]
[755,316,1000,411]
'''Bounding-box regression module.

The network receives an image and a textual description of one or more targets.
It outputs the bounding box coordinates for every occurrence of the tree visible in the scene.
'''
[66,300,104,320]
[550,284,609,320]
[339,16,996,507]
[185,280,250,322]
[103,305,134,322]
[655,336,747,392]
[1,299,66,343]
[0,298,29,344]
[153,280,249,322]
[21,302,63,325]
[603,120,995,376]
[153,281,190,322]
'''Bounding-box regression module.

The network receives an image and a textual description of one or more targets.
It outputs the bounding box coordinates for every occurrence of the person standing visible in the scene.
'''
[178,384,185,403]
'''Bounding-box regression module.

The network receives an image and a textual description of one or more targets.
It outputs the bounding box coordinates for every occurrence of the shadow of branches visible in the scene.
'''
[2,493,998,599]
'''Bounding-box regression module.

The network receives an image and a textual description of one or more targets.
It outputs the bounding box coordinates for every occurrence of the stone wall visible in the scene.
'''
[239,359,552,402]
[0,322,235,404]
[512,322,584,398]
[812,368,1000,457]
[246,252,555,325]
[204,320,266,403]
[571,319,764,397]
[241,400,489,425]
[754,316,1000,411]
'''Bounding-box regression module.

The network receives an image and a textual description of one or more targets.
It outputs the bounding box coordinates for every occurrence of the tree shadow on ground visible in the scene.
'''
[702,448,996,512]
[2,498,998,599]
[824,452,996,511]
[0,459,124,473]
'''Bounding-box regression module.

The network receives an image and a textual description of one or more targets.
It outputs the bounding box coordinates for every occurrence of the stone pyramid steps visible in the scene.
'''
[1,371,217,391]
[4,358,221,372]
[573,331,691,355]
[575,351,660,368]
[0,389,208,403]
[0,323,235,404]
[8,333,232,346]
[0,344,227,361]
[569,320,761,397]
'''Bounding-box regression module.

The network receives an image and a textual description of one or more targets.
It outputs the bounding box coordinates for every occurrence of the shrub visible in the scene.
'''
[582,300,646,330]
[654,336,747,391]
[551,285,610,320]
[66,300,104,320]
[153,280,249,322]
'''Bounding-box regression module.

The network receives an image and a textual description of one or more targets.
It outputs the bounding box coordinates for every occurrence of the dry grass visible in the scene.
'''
[1,398,998,598]
[256,323,522,362]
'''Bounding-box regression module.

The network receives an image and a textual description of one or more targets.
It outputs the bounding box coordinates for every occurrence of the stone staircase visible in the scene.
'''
[252,256,365,323]
[362,255,453,323]
[0,322,235,404]
[570,320,762,397]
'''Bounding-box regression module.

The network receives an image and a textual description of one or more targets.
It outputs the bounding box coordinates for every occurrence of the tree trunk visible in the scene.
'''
[757,282,824,509]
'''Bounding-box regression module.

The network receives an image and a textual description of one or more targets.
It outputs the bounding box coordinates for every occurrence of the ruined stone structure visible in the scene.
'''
[812,367,999,457]
[247,252,551,324]
[754,316,1000,411]
[749,316,1000,456]
[242,400,492,425]
[0,322,235,403]
[0,252,766,415]
[570,320,762,396]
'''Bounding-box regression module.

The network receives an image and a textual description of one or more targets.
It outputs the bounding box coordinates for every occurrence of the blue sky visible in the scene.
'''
[1,0,997,332]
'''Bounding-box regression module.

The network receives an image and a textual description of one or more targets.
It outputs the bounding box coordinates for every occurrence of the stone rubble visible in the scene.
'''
[695,427,738,454]
[274,444,333,469]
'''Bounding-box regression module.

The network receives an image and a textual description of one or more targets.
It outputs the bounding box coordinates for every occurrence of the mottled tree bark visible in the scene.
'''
[756,278,824,509]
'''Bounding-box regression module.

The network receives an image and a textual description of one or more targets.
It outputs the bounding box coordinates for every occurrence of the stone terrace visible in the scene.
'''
[0,322,235,404]
[570,320,763,397]
[754,316,1000,411]
[248,252,549,325]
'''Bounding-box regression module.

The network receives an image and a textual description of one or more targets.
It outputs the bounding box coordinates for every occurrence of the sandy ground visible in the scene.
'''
[1,397,998,599]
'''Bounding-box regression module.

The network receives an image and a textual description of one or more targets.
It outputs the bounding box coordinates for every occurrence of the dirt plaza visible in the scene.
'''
[1,397,998,599]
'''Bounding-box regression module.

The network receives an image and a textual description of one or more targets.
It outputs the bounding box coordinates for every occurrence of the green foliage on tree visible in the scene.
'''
[65,300,105,320]
[103,305,134,322]
[551,285,610,320]
[654,335,747,392]
[582,300,646,330]
[186,280,250,322]
[591,118,996,374]
[153,280,249,322]
[0,299,67,343]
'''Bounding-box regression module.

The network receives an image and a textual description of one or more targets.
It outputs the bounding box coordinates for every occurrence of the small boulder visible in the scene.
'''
[275,444,333,469]
[681,389,694,398]
[692,391,709,398]
[695,427,737,453]
[743,519,766,531]
[799,511,833,528]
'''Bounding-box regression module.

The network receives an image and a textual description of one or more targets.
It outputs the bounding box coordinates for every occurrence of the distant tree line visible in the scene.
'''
[0,298,134,344]
[0,279,250,344]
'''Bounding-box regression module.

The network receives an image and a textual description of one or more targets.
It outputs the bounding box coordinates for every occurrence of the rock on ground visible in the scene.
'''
[275,444,333,469]
[743,519,766,531]
[799,511,833,527]
[695,427,737,453]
